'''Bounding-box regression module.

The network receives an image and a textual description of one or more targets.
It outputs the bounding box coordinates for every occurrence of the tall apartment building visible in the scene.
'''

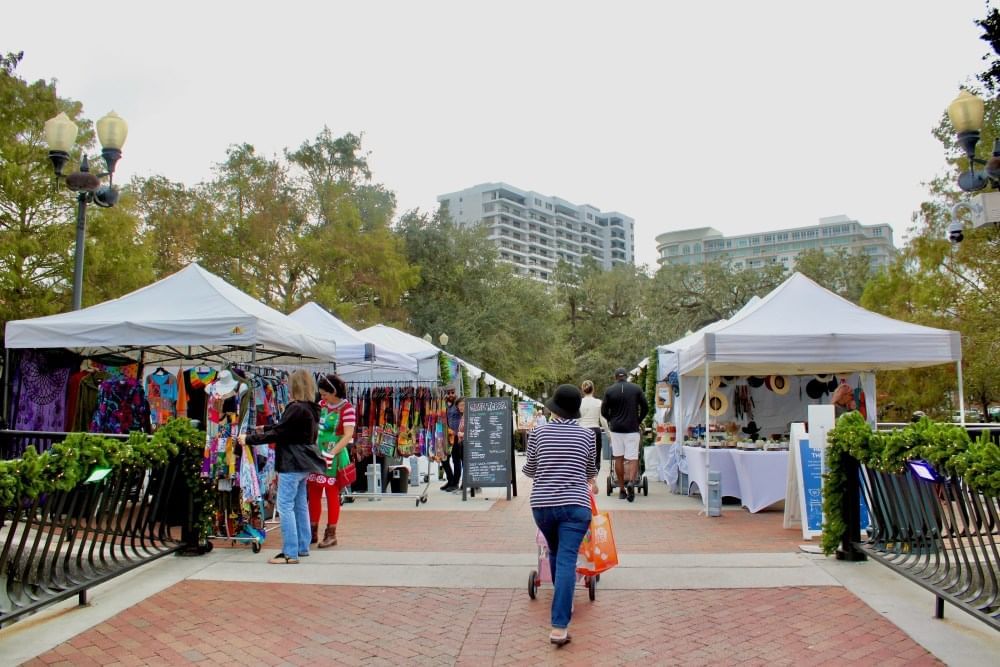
[654,215,895,271]
[437,182,635,281]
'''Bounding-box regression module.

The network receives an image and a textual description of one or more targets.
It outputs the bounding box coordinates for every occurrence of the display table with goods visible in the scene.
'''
[682,444,789,513]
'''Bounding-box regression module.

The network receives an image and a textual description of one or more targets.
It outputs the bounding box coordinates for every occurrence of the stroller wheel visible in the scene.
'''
[588,575,596,601]
[528,570,538,600]
[606,476,613,497]
[643,477,649,496]
[251,540,261,554]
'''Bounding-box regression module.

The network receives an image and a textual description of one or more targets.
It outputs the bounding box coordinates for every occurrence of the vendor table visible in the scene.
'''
[730,449,789,513]
[682,445,789,513]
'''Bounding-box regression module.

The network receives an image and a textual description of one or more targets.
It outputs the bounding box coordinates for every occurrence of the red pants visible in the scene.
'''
[307,478,340,526]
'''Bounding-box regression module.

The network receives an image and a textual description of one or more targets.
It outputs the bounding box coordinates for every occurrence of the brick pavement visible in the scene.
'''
[23,581,941,666]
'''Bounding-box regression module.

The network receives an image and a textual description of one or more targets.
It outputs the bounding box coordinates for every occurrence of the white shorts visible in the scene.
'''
[610,432,641,460]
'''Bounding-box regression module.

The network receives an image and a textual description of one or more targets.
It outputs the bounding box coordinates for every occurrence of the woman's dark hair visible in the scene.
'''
[318,373,346,398]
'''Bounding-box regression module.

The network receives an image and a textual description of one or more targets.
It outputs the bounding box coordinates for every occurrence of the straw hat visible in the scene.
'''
[766,375,790,395]
[707,390,729,417]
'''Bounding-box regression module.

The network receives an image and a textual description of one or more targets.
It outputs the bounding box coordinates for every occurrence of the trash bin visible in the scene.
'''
[388,466,409,493]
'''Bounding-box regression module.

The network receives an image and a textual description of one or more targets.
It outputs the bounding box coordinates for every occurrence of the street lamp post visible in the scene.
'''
[43,110,128,310]
[947,90,1000,193]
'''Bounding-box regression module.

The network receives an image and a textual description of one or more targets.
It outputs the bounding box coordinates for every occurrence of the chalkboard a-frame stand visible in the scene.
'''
[462,397,513,501]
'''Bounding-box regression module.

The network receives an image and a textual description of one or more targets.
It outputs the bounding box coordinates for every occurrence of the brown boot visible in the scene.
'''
[310,524,318,545]
[318,525,337,548]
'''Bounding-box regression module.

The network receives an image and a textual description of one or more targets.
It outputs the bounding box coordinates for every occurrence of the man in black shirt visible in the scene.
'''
[601,368,649,502]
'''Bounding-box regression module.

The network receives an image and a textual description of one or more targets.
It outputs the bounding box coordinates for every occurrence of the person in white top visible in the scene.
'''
[578,380,607,473]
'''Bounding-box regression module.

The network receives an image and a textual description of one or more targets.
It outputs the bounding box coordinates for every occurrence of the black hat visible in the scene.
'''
[614,367,628,378]
[545,384,583,419]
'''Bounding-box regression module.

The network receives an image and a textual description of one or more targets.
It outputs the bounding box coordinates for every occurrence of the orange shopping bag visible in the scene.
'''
[577,494,619,576]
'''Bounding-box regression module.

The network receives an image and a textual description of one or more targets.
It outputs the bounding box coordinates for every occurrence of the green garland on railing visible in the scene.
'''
[477,373,487,398]
[644,350,657,429]
[461,365,472,397]
[439,352,451,384]
[0,418,213,542]
[153,418,216,541]
[820,414,984,555]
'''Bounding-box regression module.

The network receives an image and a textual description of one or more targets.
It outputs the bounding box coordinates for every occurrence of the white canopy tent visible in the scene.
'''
[359,325,443,383]
[651,273,962,500]
[288,303,418,381]
[359,324,535,400]
[4,263,337,365]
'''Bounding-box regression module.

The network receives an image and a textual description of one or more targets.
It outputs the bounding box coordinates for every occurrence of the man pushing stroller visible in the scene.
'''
[601,367,649,502]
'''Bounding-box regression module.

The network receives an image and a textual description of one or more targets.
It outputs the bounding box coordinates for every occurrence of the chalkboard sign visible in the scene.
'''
[462,397,513,499]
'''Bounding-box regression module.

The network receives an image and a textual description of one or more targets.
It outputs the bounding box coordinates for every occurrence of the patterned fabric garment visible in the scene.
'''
[90,377,151,434]
[146,370,179,426]
[13,350,73,433]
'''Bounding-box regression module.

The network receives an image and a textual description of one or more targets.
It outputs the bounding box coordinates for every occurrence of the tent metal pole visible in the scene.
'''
[704,362,710,511]
[957,361,966,427]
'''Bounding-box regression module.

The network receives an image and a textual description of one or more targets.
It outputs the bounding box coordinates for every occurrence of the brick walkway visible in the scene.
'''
[24,581,940,666]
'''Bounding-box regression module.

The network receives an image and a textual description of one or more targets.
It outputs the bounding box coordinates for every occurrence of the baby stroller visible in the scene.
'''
[605,434,649,498]
[528,529,597,601]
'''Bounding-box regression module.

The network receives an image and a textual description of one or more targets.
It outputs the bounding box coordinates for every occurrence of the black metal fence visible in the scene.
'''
[850,460,999,631]
[0,430,191,626]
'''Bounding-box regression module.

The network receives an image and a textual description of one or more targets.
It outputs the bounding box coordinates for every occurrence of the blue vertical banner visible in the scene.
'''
[798,437,824,535]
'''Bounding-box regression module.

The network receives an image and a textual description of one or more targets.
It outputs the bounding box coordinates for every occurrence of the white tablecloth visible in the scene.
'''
[682,446,789,513]
[731,449,789,513]
[683,446,741,501]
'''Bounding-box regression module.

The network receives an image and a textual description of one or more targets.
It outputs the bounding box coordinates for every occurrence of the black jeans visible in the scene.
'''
[589,427,602,473]
[447,441,464,488]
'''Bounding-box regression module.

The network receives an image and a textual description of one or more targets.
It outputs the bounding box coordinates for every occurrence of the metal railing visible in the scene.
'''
[850,460,999,631]
[0,430,191,626]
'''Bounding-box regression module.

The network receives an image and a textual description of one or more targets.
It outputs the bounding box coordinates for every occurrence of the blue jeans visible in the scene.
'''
[532,504,592,629]
[277,471,311,559]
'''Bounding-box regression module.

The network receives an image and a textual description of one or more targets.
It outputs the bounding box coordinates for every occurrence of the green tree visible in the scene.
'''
[643,260,784,343]
[398,208,569,392]
[793,247,874,303]
[130,175,215,277]
[0,53,83,327]
[199,143,307,309]
[288,129,417,325]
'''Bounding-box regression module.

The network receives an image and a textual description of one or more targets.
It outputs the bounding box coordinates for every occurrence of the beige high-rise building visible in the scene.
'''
[438,182,635,282]
[655,215,895,271]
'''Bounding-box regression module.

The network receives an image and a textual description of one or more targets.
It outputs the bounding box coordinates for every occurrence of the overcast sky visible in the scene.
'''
[4,1,992,267]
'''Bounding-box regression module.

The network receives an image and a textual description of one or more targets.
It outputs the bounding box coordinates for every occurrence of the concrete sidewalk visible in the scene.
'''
[2,469,997,665]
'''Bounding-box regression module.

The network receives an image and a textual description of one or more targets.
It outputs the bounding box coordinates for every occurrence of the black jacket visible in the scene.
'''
[245,400,326,473]
[601,381,649,433]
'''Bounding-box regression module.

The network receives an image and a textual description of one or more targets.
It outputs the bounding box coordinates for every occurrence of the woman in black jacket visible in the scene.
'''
[239,369,326,564]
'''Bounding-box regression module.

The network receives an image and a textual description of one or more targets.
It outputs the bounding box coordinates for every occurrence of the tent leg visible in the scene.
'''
[704,363,710,511]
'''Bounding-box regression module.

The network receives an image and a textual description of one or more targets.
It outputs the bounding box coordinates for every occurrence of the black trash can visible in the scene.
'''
[388,466,409,493]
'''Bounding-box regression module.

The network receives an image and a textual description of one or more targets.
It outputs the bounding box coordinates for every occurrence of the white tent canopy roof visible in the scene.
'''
[359,324,534,399]
[4,263,337,363]
[676,272,961,376]
[288,303,418,378]
[359,324,441,360]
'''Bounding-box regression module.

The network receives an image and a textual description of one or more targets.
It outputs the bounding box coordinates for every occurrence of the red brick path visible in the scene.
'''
[24,581,940,666]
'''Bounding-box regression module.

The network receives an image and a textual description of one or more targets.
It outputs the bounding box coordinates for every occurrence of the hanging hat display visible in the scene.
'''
[766,375,790,395]
[747,376,765,388]
[707,390,729,417]
[814,374,833,382]
[805,378,826,400]
[709,376,722,390]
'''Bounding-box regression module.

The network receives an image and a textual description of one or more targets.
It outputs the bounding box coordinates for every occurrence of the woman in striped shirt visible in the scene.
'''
[522,384,598,647]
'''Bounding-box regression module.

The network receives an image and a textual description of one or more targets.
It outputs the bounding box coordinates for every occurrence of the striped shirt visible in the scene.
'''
[522,418,597,509]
